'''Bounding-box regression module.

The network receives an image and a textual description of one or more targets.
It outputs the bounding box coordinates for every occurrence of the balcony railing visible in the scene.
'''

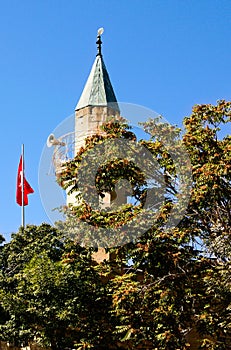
[51,130,104,174]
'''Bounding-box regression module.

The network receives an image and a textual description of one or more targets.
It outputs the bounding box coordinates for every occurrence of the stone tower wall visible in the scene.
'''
[75,105,120,155]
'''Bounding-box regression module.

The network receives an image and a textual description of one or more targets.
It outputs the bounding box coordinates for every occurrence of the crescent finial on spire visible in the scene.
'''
[96,27,104,56]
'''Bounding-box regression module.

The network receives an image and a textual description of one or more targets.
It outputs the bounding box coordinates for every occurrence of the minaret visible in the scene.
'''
[73,28,121,263]
[66,28,121,208]
[67,28,121,208]
[74,28,120,154]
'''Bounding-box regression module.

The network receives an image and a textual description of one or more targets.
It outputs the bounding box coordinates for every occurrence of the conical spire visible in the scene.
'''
[75,28,120,112]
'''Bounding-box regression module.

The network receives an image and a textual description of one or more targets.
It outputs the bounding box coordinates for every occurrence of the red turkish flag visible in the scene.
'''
[16,156,34,206]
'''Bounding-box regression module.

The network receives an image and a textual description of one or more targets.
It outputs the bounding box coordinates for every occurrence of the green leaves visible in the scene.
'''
[1,102,231,348]
[0,225,112,349]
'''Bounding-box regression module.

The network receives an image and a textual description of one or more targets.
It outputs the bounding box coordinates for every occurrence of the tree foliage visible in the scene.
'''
[0,225,111,349]
[0,101,230,349]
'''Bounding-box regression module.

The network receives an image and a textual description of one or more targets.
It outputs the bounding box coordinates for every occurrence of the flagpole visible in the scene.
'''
[21,144,25,228]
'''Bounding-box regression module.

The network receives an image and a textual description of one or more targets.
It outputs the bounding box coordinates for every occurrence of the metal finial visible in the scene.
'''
[96,27,104,56]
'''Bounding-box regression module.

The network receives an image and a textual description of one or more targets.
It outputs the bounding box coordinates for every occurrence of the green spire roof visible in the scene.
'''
[75,29,119,112]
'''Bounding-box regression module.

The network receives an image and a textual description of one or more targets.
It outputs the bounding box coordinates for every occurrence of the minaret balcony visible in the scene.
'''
[51,129,106,176]
[51,131,75,176]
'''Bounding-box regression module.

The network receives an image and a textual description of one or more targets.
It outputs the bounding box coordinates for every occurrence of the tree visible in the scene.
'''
[0,234,4,246]
[0,101,230,349]
[183,100,231,244]
[0,224,64,346]
[0,224,112,349]
[0,233,6,327]
[182,100,231,348]
[57,102,230,349]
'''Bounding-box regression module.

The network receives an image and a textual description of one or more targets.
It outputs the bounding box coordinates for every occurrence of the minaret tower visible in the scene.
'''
[73,28,121,262]
[67,28,123,212]
[49,29,126,262]
[74,28,120,154]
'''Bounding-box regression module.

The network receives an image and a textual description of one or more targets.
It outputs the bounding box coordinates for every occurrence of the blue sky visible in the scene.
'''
[0,0,231,241]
